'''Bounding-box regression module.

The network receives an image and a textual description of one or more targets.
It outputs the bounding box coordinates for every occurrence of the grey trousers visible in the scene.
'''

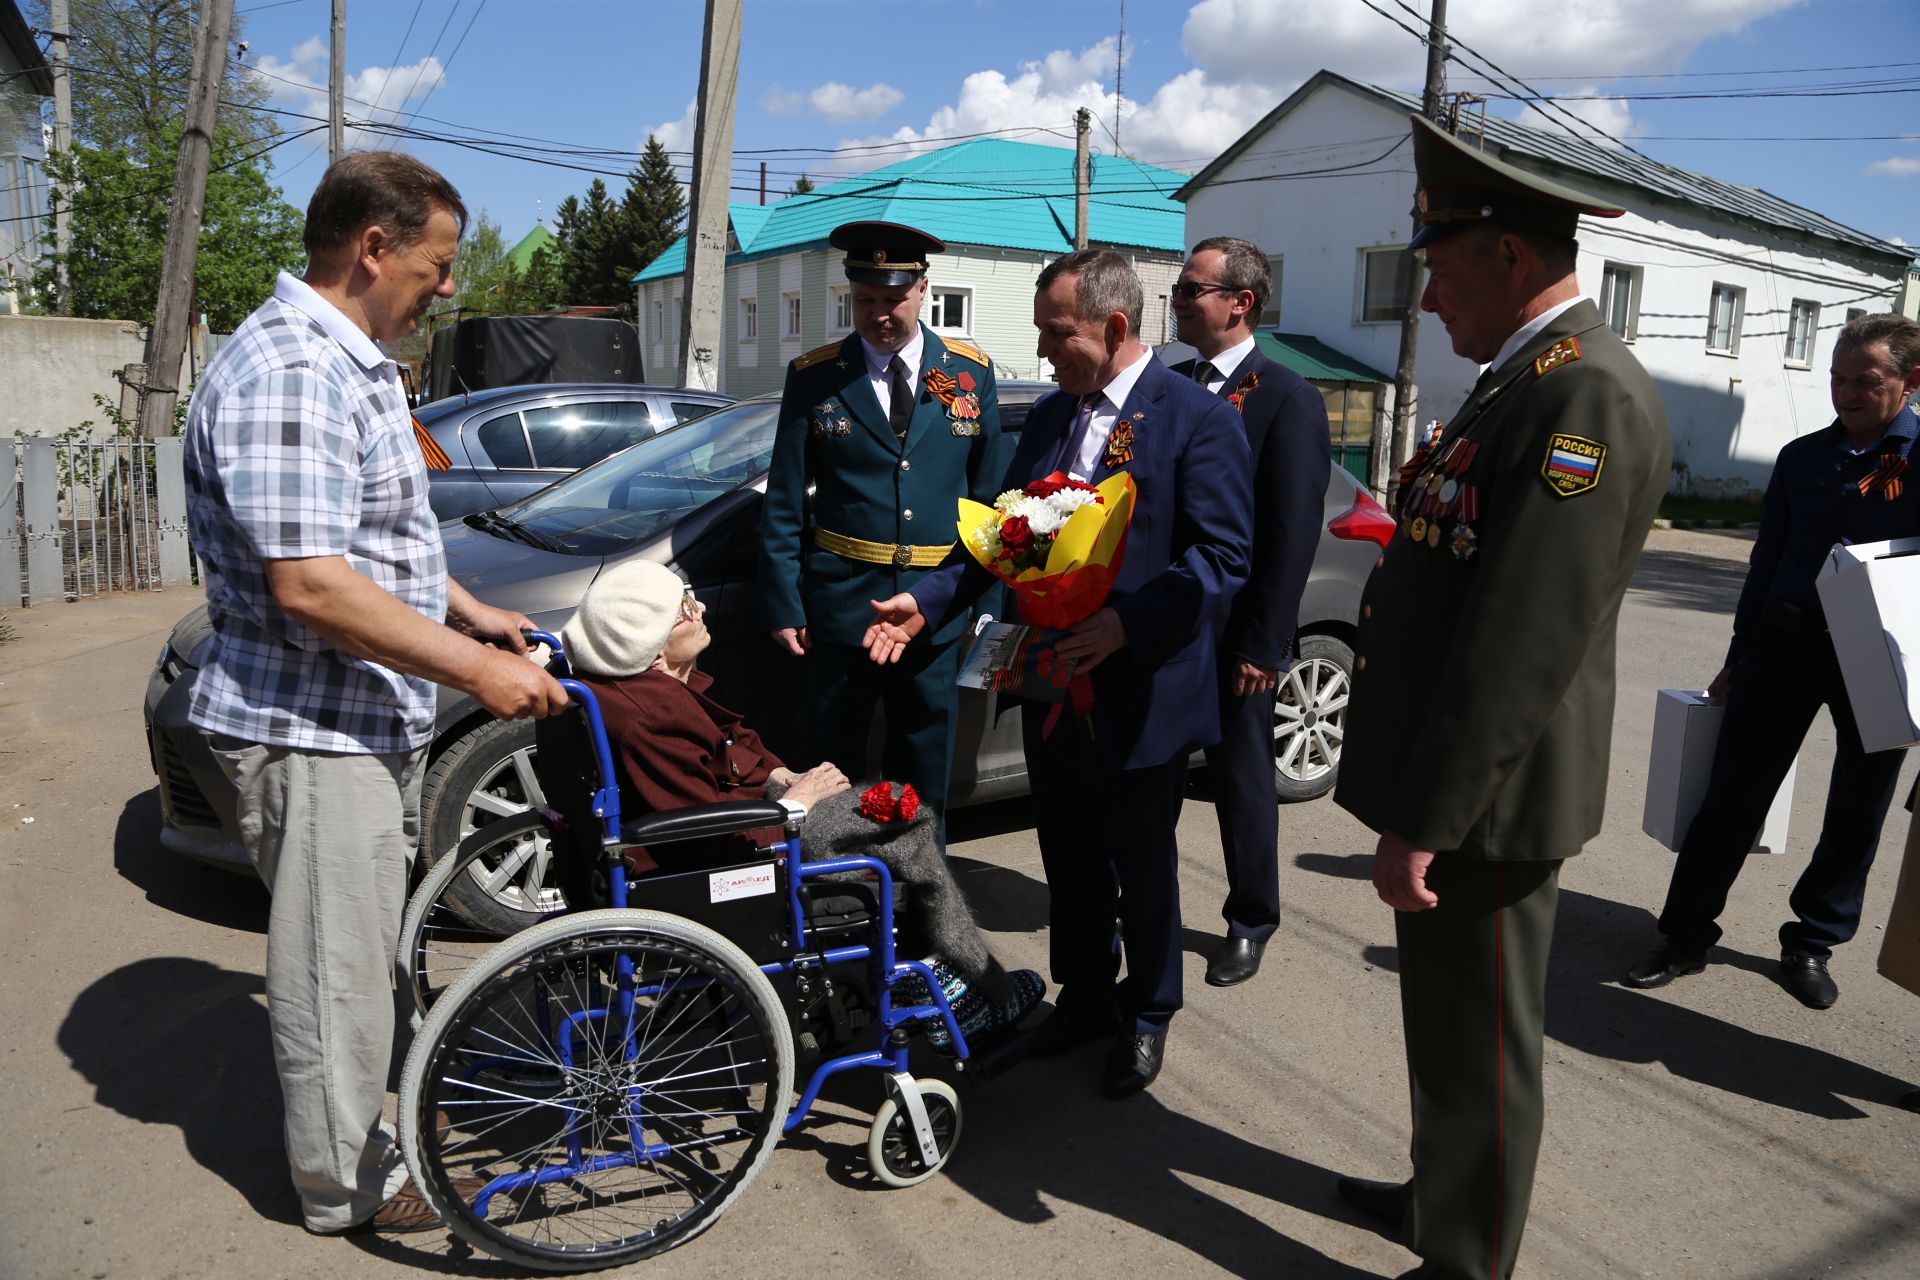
[213,738,427,1233]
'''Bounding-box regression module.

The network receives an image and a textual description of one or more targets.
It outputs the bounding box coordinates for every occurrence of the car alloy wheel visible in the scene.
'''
[1271,633,1353,803]
[418,718,567,931]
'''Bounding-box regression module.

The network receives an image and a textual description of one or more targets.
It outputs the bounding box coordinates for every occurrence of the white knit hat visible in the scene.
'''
[560,559,686,678]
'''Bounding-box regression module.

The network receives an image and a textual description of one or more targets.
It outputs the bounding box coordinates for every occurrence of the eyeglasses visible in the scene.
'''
[678,587,704,623]
[1169,281,1236,304]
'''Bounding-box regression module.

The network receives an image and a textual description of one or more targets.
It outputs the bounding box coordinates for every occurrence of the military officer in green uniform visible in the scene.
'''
[1331,116,1671,1280]
[759,221,1004,831]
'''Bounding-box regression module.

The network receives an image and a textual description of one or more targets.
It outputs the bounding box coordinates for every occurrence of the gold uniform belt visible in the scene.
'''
[813,527,953,569]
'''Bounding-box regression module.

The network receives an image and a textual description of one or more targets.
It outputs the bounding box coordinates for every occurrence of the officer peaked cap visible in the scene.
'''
[830,220,945,286]
[1407,114,1624,250]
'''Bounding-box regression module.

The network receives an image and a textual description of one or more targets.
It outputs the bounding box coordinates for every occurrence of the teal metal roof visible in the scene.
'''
[728,204,773,250]
[1255,331,1390,384]
[636,139,1188,282]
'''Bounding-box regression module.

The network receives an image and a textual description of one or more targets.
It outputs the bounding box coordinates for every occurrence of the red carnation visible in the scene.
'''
[957,371,976,392]
[858,782,896,823]
[897,785,921,821]
[997,515,1035,558]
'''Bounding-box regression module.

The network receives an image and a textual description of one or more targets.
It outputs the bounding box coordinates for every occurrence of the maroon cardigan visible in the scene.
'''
[581,667,790,869]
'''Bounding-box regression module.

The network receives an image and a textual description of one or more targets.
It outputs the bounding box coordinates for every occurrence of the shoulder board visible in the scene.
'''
[792,341,844,373]
[1533,336,1582,377]
[941,338,991,368]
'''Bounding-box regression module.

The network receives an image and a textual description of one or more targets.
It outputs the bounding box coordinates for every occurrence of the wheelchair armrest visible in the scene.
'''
[621,799,793,845]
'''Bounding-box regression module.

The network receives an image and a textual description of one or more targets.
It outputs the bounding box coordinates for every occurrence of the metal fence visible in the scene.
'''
[3,436,193,607]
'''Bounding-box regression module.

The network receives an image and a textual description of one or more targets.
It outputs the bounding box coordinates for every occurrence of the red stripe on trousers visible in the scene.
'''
[1492,862,1505,1280]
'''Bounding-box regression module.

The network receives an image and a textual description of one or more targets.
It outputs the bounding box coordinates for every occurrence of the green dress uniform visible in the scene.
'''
[757,322,1005,823]
[1333,116,1671,1280]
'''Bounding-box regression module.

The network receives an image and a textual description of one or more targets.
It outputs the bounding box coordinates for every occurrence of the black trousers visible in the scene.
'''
[1024,712,1187,1033]
[804,636,964,838]
[1398,857,1561,1280]
[1658,623,1908,959]
[1202,679,1281,941]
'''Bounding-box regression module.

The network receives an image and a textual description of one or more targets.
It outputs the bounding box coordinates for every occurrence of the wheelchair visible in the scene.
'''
[393,631,1018,1271]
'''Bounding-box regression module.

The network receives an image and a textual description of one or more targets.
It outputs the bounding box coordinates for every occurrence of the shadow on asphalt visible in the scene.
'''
[1629,545,1749,616]
[1296,851,1372,880]
[947,852,1050,935]
[113,788,267,934]
[1346,885,1915,1120]
[57,956,300,1226]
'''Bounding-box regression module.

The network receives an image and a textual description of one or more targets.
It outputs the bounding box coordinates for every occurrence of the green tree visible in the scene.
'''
[453,211,514,314]
[511,244,564,312]
[34,126,305,329]
[788,174,816,196]
[621,136,686,276]
[553,179,629,308]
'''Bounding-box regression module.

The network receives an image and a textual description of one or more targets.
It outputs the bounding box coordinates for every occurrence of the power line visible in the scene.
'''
[0,125,324,227]
[390,0,486,135]
[1480,84,1920,103]
[369,0,426,135]
[1454,59,1920,83]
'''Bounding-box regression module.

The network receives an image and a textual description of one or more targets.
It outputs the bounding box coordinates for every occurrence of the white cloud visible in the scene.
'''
[761,81,905,122]
[761,84,806,115]
[249,35,446,150]
[642,98,700,154]
[1521,86,1641,148]
[1865,157,1920,178]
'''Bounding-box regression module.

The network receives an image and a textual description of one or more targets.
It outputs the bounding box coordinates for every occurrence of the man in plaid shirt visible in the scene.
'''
[184,153,565,1235]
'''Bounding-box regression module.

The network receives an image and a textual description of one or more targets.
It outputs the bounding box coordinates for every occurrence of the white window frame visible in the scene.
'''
[829,286,851,334]
[1785,299,1819,368]
[670,294,682,342]
[1261,254,1282,329]
[782,291,801,340]
[740,297,758,343]
[1356,246,1414,324]
[1705,283,1744,356]
[925,284,973,335]
[1599,262,1642,342]
[651,299,664,343]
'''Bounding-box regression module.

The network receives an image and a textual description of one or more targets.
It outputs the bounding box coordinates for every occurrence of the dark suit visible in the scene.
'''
[1172,347,1330,943]
[1335,301,1669,1280]
[759,327,1006,823]
[916,354,1253,1031]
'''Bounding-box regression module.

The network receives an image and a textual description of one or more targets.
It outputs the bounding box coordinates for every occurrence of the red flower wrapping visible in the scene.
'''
[997,514,1035,558]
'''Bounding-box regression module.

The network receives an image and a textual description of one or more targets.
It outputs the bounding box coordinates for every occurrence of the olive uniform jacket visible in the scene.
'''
[758,326,1006,648]
[1334,300,1670,861]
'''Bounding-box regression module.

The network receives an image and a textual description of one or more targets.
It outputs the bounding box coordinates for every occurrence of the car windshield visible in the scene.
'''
[494,400,780,556]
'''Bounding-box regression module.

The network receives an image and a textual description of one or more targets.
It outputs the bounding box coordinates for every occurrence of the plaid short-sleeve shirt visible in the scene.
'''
[184,272,447,754]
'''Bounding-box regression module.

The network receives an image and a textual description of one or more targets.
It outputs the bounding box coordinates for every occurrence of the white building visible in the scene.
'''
[1177,71,1920,498]
[0,0,52,314]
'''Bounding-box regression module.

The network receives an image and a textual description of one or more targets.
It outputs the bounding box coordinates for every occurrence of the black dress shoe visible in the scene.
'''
[1205,936,1265,987]
[1335,1175,1411,1227]
[1026,996,1122,1059]
[1102,1030,1166,1099]
[1622,944,1707,989]
[1780,954,1838,1009]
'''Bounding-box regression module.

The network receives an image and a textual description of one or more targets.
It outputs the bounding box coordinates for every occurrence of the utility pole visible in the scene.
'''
[139,0,233,438]
[1380,0,1447,501]
[1113,0,1125,152]
[48,0,72,314]
[328,0,345,164]
[758,160,766,206]
[677,0,742,392]
[1073,107,1090,250]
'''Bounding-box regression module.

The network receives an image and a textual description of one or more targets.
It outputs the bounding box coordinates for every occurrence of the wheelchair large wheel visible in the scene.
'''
[866,1077,962,1188]
[397,810,561,1028]
[399,909,793,1271]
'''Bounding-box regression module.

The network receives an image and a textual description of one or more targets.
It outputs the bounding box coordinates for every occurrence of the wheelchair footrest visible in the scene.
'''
[955,1024,1035,1085]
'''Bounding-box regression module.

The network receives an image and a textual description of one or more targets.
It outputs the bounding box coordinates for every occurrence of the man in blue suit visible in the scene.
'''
[867,249,1254,1097]
[759,221,1005,833]
[1169,236,1331,988]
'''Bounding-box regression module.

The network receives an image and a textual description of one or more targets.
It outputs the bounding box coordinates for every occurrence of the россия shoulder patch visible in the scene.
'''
[1541,433,1606,497]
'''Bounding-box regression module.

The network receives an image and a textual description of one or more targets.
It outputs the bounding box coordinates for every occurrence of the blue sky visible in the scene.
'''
[234,0,1919,252]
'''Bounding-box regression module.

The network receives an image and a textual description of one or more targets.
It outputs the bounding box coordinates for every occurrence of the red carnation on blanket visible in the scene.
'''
[857,781,922,824]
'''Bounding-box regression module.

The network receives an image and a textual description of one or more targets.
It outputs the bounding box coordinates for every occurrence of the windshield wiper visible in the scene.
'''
[464,510,571,554]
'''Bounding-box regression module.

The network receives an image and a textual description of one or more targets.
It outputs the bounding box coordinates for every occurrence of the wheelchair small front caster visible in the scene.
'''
[867,1075,962,1188]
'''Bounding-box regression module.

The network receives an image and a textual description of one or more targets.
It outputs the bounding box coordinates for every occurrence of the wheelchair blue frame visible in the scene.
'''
[457,632,975,1212]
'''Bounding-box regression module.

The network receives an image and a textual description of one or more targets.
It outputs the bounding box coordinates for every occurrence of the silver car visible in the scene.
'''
[145,390,1390,921]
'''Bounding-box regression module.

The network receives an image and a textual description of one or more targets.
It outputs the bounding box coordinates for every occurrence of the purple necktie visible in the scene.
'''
[1055,396,1096,477]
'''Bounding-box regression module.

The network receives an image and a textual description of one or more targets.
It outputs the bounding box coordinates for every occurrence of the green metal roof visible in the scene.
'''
[1255,331,1390,384]
[636,138,1188,283]
[727,204,773,250]
[503,225,556,273]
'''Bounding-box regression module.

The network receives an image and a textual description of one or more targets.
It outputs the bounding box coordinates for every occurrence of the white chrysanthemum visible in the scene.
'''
[994,489,1027,512]
[1051,488,1103,515]
[968,525,1000,556]
[1004,495,1067,536]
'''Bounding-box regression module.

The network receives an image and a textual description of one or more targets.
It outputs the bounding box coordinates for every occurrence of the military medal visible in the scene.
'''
[1449,523,1478,560]
[1409,515,1428,544]
[1438,478,1457,504]
[1426,521,1442,548]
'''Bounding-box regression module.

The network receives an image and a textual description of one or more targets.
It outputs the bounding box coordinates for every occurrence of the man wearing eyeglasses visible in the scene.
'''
[1168,237,1331,988]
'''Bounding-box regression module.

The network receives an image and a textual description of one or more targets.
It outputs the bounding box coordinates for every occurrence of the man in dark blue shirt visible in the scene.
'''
[1628,313,1920,1008]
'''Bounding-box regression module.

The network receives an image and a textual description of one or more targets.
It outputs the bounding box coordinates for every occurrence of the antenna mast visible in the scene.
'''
[1113,0,1125,150]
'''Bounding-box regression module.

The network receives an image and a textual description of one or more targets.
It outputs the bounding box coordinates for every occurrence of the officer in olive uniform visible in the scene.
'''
[759,221,1005,829]
[1331,116,1671,1280]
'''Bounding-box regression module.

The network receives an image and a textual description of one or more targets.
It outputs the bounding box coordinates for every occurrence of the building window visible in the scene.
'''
[926,286,972,334]
[782,291,801,339]
[1359,247,1414,323]
[1785,299,1819,367]
[1846,307,1866,324]
[671,294,682,341]
[1261,255,1282,328]
[1160,295,1175,345]
[1705,283,1744,355]
[740,297,757,342]
[830,287,851,333]
[1600,263,1641,341]
[651,300,664,343]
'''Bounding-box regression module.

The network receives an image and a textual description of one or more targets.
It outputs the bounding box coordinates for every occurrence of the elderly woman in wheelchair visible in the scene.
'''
[390,560,1042,1270]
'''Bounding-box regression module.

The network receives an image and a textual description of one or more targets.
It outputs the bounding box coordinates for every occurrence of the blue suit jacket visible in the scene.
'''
[916,354,1254,769]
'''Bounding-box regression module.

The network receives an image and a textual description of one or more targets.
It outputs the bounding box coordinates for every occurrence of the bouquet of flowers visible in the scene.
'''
[956,470,1136,629]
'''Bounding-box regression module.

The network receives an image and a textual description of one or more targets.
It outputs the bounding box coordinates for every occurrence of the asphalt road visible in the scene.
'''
[2,526,1916,1280]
